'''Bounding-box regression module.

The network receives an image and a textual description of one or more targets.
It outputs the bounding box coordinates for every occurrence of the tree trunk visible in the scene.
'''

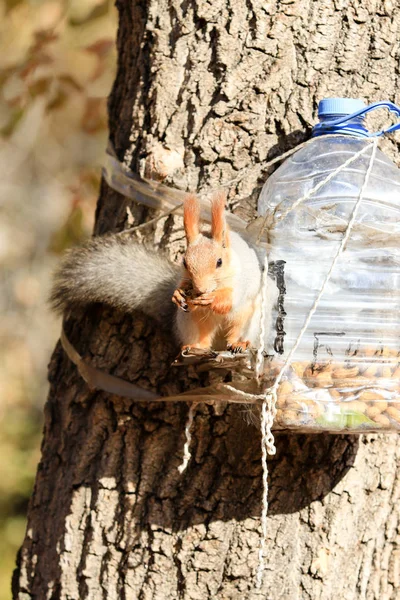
[13,1,400,599]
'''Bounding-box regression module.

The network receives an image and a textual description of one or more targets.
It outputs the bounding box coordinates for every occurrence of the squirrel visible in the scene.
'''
[51,192,274,353]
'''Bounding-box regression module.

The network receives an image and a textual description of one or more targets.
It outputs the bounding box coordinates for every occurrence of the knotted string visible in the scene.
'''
[177,404,196,474]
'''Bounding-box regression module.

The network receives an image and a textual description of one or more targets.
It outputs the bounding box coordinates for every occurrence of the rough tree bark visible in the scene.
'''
[13,1,400,599]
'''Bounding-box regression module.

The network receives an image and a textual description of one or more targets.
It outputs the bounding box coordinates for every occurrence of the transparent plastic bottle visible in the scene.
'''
[258,98,400,433]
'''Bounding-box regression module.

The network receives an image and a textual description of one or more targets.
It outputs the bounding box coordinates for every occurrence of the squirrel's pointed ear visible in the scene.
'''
[183,194,200,244]
[211,191,229,247]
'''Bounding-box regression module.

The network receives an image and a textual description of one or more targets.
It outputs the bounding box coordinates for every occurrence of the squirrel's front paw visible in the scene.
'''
[188,292,215,308]
[172,288,189,312]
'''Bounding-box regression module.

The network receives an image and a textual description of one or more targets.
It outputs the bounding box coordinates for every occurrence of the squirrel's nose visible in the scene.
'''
[193,278,215,296]
[194,283,215,296]
[193,282,209,295]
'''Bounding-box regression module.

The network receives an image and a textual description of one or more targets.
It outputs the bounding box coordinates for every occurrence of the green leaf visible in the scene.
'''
[317,409,376,430]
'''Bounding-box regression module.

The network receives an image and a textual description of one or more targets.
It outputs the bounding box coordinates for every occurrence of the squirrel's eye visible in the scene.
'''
[216,258,222,268]
[183,258,187,268]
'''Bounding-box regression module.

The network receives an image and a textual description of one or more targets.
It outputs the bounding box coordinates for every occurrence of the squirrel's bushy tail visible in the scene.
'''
[50,236,180,322]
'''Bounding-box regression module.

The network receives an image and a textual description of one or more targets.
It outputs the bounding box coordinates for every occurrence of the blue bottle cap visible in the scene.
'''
[313,99,400,137]
[318,98,366,117]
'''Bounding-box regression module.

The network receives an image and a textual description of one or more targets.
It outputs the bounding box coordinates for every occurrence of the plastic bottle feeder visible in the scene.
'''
[258,98,400,433]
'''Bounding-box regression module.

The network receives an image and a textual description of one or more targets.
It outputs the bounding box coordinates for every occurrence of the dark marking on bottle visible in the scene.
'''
[268,260,287,355]
[346,339,361,357]
[313,331,345,365]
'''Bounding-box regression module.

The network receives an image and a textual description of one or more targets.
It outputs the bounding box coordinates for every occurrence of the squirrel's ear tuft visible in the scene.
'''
[211,191,229,247]
[183,194,200,244]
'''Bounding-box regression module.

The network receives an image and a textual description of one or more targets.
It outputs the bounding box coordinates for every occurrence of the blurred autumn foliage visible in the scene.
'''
[0,1,117,597]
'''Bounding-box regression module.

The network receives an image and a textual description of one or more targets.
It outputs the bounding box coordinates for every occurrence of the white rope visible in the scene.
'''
[255,140,375,243]
[218,139,312,189]
[273,141,375,225]
[222,384,264,402]
[256,400,271,587]
[255,138,378,588]
[177,404,196,473]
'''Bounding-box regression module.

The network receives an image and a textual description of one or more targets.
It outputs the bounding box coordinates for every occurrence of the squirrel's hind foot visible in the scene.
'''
[227,340,250,354]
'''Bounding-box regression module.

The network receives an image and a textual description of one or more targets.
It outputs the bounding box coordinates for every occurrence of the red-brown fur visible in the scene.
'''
[173,193,251,353]
[183,194,200,244]
[225,303,253,350]
[211,191,229,247]
[208,287,233,314]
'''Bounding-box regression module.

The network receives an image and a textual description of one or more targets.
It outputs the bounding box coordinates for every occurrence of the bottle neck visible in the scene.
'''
[312,115,369,138]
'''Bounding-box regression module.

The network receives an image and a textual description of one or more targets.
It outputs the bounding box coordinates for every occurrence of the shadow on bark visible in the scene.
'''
[51,310,359,527]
